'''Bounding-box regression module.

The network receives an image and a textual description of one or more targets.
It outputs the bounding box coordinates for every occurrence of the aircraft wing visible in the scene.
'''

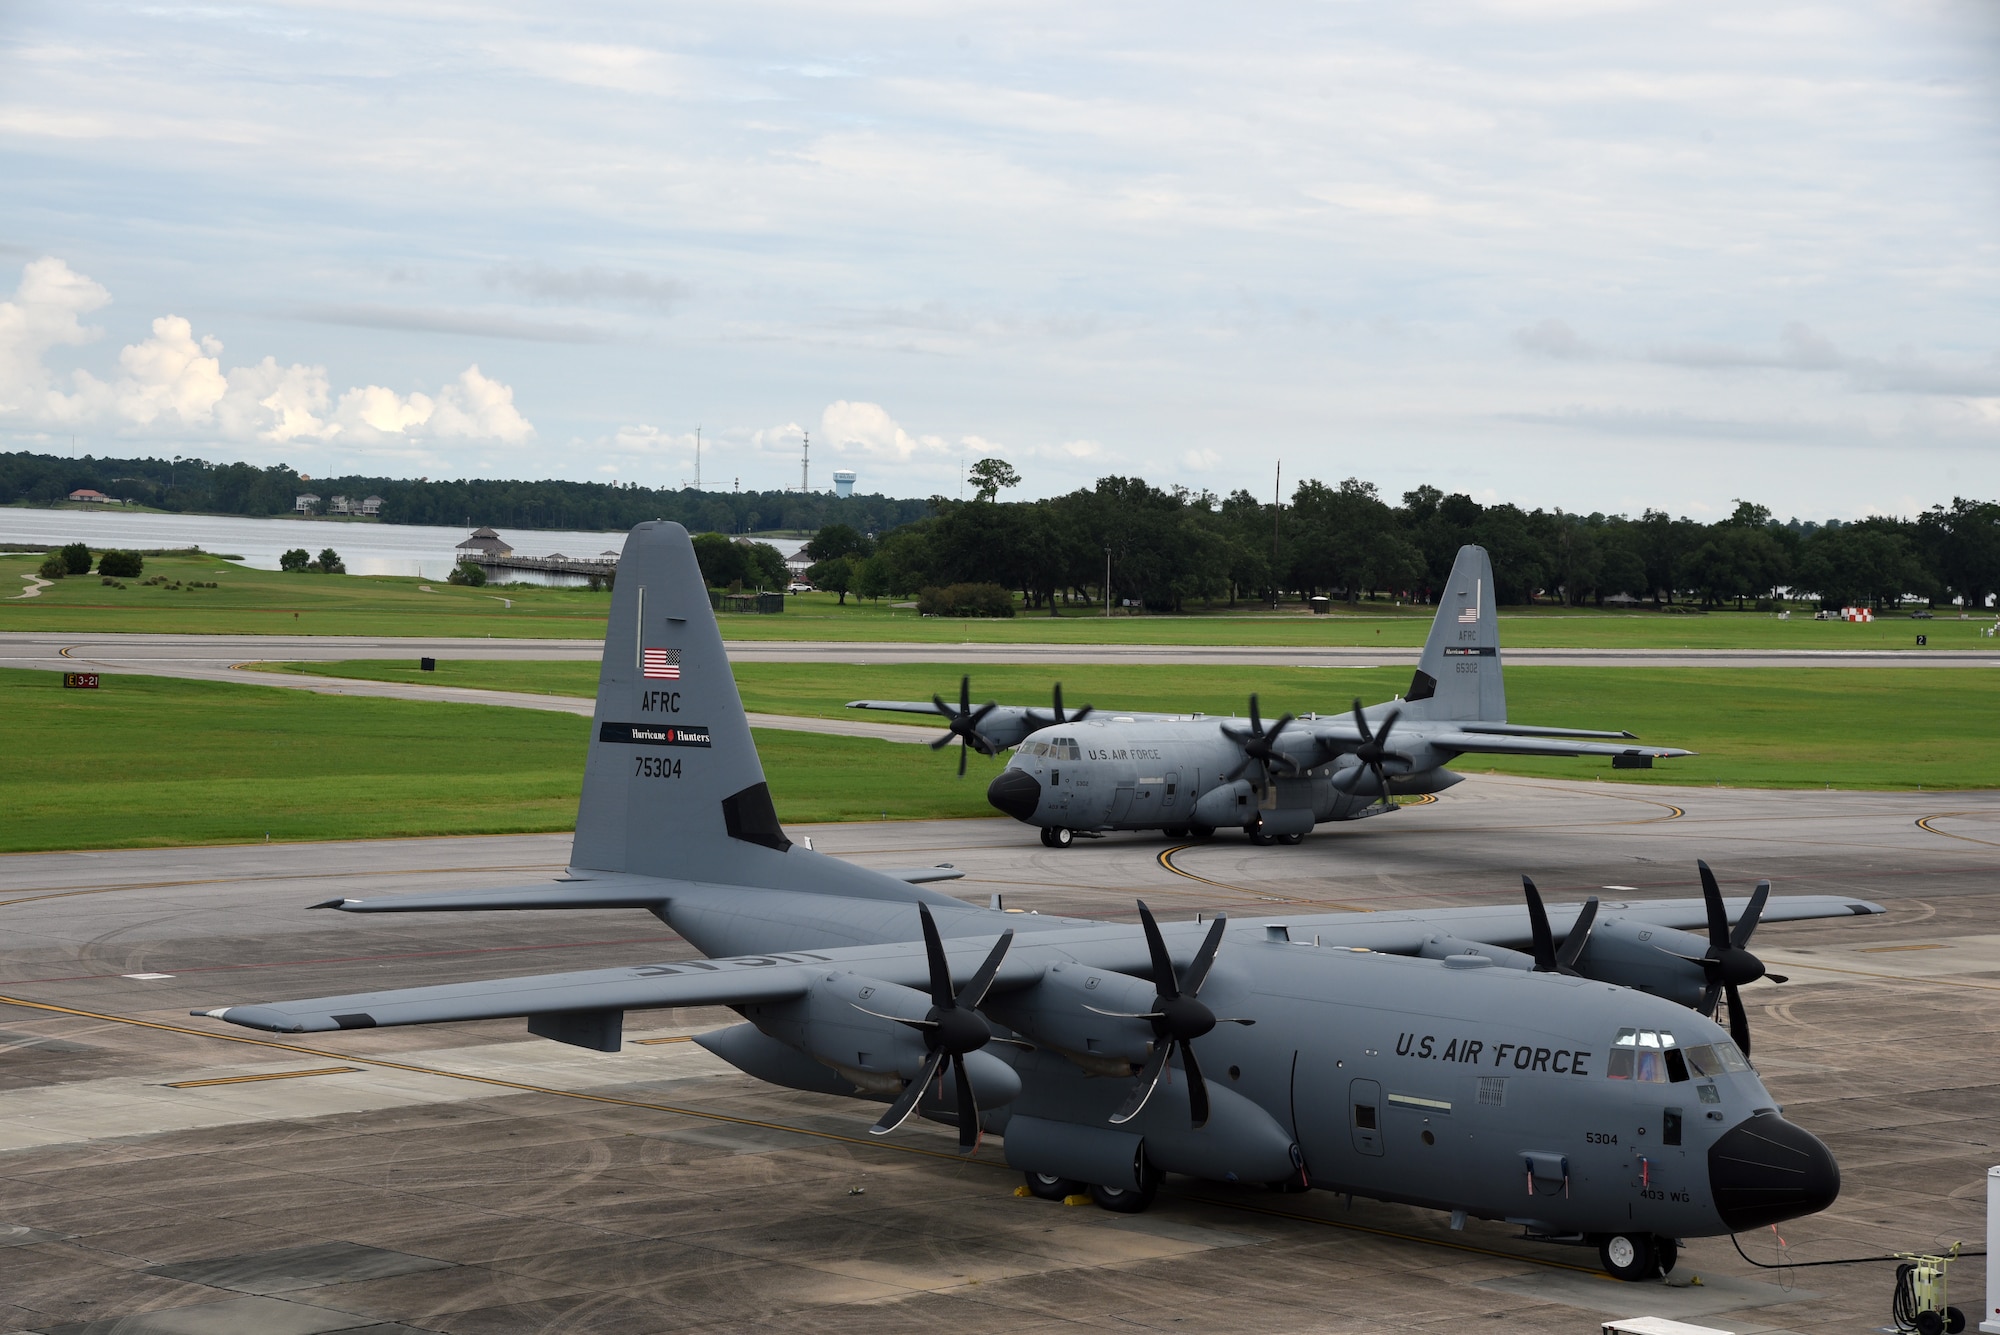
[1420,731,1695,761]
[201,934,1060,1035]
[1307,896,1883,956]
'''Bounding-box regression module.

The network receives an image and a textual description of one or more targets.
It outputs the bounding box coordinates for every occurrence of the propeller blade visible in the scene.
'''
[957,740,968,777]
[953,1055,980,1152]
[969,700,1000,726]
[960,675,972,715]
[1522,875,1558,973]
[1069,704,1094,724]
[1374,707,1402,744]
[1108,1044,1172,1125]
[1249,694,1262,734]
[955,928,1016,1009]
[1556,897,1599,973]
[871,1048,946,1136]
[1136,901,1179,1001]
[1222,756,1253,783]
[1180,913,1230,996]
[1180,1037,1210,1129]
[1050,683,1064,723]
[1349,699,1374,745]
[1697,860,1731,952]
[932,692,955,719]
[1765,973,1789,985]
[929,733,954,752]
[1731,880,1771,950]
[1724,982,1752,1057]
[917,903,954,1009]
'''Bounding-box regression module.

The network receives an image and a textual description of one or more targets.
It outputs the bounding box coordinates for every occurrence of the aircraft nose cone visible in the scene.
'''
[987,768,1042,822]
[1707,1112,1840,1231]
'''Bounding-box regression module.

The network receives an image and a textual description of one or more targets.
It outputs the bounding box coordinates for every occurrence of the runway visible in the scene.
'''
[3,776,1996,1333]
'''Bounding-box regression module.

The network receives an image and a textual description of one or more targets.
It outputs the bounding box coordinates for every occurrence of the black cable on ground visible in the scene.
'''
[1730,1233,1985,1270]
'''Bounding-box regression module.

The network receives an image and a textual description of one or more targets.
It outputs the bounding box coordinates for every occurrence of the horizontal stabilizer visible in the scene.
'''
[882,867,966,885]
[310,876,677,913]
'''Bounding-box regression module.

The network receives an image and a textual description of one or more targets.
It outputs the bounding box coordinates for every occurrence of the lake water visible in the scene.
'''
[0,508,804,580]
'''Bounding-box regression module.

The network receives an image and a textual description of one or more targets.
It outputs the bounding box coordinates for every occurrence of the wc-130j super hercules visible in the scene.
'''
[196,523,1876,1285]
[849,545,1693,847]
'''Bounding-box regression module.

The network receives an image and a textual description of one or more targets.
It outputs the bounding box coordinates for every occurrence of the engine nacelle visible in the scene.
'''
[1572,917,1711,1008]
[1416,934,1534,971]
[983,962,1156,1072]
[1192,779,1257,829]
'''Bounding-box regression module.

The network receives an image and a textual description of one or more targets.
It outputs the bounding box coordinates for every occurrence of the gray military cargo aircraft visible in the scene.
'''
[195,522,1878,1283]
[850,545,1693,847]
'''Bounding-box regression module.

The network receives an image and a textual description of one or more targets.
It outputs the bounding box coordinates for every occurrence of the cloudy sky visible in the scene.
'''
[1,0,1995,518]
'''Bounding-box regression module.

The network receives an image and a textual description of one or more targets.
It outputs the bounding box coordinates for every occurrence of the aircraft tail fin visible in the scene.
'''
[570,521,793,880]
[1402,544,1505,723]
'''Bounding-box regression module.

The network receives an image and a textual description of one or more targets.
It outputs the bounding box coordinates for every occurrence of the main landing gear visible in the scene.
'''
[1021,1169,1161,1213]
[1038,827,1074,848]
[1596,1232,1679,1282]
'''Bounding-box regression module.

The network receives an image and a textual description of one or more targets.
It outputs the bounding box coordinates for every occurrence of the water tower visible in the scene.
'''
[832,470,857,499]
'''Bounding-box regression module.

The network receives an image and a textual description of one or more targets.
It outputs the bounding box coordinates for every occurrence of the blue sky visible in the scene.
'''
[1,0,1996,517]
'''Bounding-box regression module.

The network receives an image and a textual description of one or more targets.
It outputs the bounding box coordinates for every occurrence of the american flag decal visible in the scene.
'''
[1456,579,1483,624]
[643,647,681,680]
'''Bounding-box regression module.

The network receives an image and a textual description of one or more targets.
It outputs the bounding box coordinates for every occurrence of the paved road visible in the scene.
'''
[1,776,1994,1331]
[5,629,1997,670]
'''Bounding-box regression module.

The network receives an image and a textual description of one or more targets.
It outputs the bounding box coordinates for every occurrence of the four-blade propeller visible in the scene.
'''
[1332,699,1411,802]
[1669,860,1786,1056]
[930,675,1002,777]
[1221,695,1300,786]
[1521,875,1598,975]
[1021,681,1093,732]
[1090,901,1253,1129]
[864,902,1015,1151]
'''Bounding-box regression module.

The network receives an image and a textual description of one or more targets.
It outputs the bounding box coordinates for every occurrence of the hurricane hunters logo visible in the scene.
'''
[643,647,682,680]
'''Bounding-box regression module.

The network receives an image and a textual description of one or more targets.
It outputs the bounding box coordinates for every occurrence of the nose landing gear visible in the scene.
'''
[1596,1232,1678,1282]
[1039,827,1074,849]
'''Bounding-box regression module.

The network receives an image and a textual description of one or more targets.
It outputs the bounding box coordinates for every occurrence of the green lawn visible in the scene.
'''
[0,669,998,853]
[5,550,1992,648]
[259,659,2000,792]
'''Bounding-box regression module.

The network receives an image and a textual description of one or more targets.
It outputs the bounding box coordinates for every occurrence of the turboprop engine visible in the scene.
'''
[982,961,1158,1076]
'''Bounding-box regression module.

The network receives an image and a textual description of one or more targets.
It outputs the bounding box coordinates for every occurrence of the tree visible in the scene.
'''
[314,547,347,574]
[967,457,1020,503]
[691,532,744,588]
[280,548,310,572]
[447,561,487,586]
[807,554,856,604]
[804,523,870,563]
[742,541,789,590]
[96,550,143,578]
[36,552,66,580]
[60,542,91,574]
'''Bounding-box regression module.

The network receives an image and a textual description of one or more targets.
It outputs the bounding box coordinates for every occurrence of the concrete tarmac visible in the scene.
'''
[2,776,1996,1333]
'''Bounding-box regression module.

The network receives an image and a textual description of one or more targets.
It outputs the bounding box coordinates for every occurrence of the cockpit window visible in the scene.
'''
[1610,1028,1741,1082]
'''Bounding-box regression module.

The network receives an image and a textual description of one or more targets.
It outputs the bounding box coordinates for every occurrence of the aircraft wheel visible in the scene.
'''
[1596,1232,1658,1282]
[1247,823,1276,846]
[1049,827,1074,849]
[1089,1176,1157,1214]
[1278,832,1305,846]
[1162,825,1188,840]
[1038,827,1057,847]
[1189,825,1215,841]
[1023,1170,1080,1201]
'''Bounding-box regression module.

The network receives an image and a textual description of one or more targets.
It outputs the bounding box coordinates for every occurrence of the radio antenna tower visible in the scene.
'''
[800,430,811,493]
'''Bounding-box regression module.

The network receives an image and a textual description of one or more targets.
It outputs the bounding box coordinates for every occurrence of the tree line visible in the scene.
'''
[0,450,929,537]
[800,473,2000,614]
[5,447,1996,611]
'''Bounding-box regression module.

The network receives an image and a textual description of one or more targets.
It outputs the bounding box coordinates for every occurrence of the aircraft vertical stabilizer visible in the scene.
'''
[571,521,791,880]
[1403,545,1505,723]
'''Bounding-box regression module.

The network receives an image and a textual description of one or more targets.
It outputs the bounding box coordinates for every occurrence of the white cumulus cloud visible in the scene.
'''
[0,258,534,448]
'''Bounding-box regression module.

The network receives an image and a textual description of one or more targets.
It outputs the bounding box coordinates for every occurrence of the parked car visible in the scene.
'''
[786,581,814,594]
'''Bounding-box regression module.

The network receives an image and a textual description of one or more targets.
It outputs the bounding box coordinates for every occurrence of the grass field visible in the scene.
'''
[0,669,1000,853]
[6,550,1994,648]
[258,659,2000,791]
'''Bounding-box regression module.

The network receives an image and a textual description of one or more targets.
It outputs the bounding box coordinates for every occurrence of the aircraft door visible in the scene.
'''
[1108,784,1136,821]
[1350,1079,1384,1157]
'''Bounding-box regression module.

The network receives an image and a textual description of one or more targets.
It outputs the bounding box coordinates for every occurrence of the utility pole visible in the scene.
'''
[1104,544,1112,618]
[1271,459,1282,611]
